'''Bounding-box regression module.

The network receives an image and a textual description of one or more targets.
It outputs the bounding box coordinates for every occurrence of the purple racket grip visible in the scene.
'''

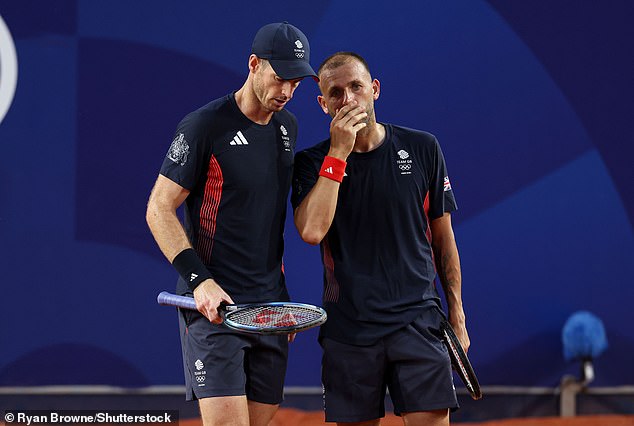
[157,291,197,310]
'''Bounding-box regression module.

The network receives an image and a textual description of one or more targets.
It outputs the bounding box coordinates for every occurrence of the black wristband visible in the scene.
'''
[172,248,213,291]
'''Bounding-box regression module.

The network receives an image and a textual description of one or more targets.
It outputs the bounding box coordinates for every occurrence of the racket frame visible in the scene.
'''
[440,320,483,400]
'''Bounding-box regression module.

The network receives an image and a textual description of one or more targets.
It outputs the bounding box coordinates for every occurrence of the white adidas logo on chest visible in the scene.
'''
[229,130,249,145]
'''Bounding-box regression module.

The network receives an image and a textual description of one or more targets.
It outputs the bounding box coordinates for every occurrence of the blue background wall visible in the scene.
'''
[1,1,633,389]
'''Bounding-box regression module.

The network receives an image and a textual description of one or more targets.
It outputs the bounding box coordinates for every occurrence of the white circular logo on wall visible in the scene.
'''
[0,14,18,125]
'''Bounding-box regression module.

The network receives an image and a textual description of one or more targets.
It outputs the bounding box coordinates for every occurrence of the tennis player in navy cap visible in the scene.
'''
[147,22,317,426]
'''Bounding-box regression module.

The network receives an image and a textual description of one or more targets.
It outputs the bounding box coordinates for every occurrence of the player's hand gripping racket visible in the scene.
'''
[157,291,327,335]
[441,320,483,400]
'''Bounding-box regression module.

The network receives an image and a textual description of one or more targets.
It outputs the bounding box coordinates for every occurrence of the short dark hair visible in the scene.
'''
[317,51,372,79]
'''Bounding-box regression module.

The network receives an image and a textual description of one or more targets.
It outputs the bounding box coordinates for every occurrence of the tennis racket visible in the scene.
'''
[441,320,483,400]
[157,291,327,335]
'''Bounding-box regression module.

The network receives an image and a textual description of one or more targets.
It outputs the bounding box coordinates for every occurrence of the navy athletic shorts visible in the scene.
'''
[320,306,458,422]
[178,306,288,404]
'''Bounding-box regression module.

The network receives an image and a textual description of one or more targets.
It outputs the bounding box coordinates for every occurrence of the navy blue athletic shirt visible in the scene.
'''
[292,124,457,345]
[160,93,295,303]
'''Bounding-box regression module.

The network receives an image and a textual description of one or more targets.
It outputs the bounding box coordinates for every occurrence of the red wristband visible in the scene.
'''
[319,156,347,183]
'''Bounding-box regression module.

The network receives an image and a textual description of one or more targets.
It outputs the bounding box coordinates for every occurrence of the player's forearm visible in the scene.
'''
[146,201,192,262]
[437,242,465,325]
[431,214,465,325]
[294,178,341,245]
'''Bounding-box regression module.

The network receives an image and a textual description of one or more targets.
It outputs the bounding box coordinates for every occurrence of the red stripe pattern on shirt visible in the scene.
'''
[423,191,432,246]
[322,236,340,302]
[196,154,223,265]
[423,191,437,277]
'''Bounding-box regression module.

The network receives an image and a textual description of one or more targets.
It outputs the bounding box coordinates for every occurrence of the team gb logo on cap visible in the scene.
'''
[294,39,305,58]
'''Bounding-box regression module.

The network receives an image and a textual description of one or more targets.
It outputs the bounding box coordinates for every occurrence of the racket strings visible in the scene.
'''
[227,305,323,328]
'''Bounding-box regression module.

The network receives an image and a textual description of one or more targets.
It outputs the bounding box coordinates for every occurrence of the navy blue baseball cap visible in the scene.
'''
[252,22,318,81]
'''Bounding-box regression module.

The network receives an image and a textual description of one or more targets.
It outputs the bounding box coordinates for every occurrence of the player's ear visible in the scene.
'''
[372,79,381,101]
[248,54,260,74]
[317,95,329,115]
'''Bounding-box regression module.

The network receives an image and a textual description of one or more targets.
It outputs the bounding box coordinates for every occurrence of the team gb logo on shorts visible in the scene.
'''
[167,133,190,166]
[0,15,18,125]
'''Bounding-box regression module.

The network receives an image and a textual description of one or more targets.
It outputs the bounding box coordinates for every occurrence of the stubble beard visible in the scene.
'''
[253,74,283,113]
[357,102,376,137]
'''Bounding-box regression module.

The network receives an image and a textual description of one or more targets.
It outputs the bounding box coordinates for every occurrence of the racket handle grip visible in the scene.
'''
[157,291,197,310]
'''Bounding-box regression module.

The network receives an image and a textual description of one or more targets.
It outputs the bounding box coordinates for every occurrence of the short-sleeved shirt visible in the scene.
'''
[160,93,296,303]
[291,124,457,345]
